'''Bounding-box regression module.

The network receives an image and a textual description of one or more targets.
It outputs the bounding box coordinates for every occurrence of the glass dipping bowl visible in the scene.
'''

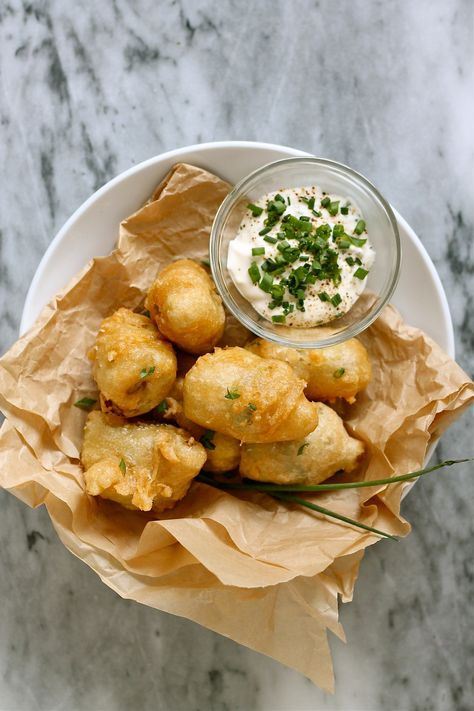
[210,157,401,349]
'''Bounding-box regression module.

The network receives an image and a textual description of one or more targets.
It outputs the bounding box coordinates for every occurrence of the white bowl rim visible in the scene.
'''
[20,140,455,361]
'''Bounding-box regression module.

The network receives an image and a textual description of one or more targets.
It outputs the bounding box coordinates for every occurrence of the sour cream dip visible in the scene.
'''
[227,186,375,328]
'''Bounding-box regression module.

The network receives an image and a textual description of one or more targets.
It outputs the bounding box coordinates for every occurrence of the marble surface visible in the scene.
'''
[0,1,473,709]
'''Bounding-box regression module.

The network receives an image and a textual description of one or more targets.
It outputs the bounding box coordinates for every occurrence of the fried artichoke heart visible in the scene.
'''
[183,346,318,443]
[246,337,371,403]
[81,411,206,512]
[92,308,177,417]
[240,402,365,485]
[145,259,225,355]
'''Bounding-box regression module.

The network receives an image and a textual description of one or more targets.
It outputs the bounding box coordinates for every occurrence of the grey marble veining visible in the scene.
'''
[0,1,473,710]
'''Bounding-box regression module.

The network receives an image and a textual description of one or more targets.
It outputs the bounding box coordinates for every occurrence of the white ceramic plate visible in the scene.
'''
[20,141,454,361]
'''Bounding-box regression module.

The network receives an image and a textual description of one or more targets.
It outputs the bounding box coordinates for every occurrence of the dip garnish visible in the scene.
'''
[119,458,126,474]
[224,387,240,400]
[227,185,375,327]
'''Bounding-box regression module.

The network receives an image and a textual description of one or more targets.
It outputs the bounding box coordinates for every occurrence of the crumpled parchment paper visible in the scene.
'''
[0,163,472,692]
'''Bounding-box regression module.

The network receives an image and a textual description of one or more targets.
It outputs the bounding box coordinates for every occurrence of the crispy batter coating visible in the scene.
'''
[161,378,241,473]
[246,337,371,403]
[92,308,177,417]
[81,411,206,512]
[240,402,365,485]
[183,347,318,443]
[145,259,225,354]
[203,432,241,473]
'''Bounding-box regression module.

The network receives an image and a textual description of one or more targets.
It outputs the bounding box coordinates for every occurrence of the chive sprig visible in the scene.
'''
[196,459,471,540]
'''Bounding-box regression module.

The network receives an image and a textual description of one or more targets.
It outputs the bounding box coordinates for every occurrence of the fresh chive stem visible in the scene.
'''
[196,459,471,540]
[197,459,471,494]
[272,493,397,540]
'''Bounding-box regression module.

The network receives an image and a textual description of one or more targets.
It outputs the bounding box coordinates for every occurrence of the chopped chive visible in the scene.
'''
[330,293,342,307]
[200,429,216,451]
[299,255,309,262]
[301,196,316,210]
[153,399,168,414]
[268,196,286,214]
[270,283,285,300]
[259,272,274,293]
[276,240,290,252]
[354,267,369,280]
[299,215,311,222]
[333,367,345,378]
[246,403,257,412]
[337,239,351,249]
[248,262,260,284]
[312,209,322,218]
[200,258,210,268]
[328,201,340,216]
[341,206,349,215]
[272,314,286,323]
[259,227,271,236]
[318,292,330,302]
[252,247,265,256]
[140,366,155,379]
[74,397,97,410]
[225,387,240,400]
[297,442,309,456]
[332,224,345,238]
[354,219,366,235]
[263,235,277,244]
[345,257,355,266]
[119,458,126,475]
[348,236,367,247]
[321,196,330,208]
[247,203,263,216]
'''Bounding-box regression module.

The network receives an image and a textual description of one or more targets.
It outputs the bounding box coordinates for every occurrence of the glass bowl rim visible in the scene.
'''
[210,156,401,349]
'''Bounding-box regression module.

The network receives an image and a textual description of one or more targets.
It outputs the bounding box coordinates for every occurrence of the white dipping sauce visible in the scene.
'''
[227,186,375,328]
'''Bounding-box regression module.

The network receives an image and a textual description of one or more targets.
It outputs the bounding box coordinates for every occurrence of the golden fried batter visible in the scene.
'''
[246,337,371,403]
[202,432,241,473]
[240,402,365,485]
[161,378,241,473]
[183,347,318,443]
[81,411,206,512]
[145,259,225,354]
[92,308,177,417]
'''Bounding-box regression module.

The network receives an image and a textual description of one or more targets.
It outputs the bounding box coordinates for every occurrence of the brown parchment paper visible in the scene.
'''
[0,163,472,692]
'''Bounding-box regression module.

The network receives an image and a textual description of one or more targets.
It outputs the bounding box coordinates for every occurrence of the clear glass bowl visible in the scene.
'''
[210,157,401,349]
